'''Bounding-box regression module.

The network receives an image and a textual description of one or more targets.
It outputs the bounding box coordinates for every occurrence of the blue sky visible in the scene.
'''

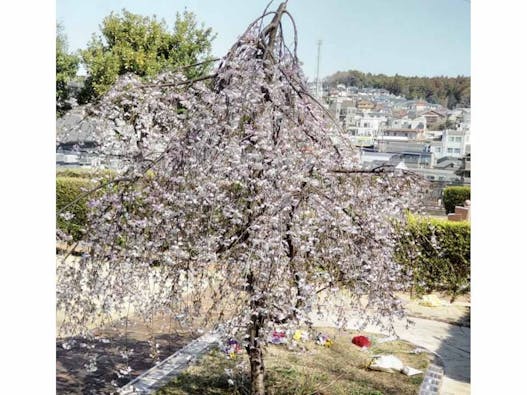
[56,0,470,79]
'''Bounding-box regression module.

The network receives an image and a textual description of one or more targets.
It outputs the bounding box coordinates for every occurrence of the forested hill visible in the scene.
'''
[325,70,470,109]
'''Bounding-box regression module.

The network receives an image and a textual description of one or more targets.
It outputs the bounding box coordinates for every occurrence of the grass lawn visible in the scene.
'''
[156,327,430,395]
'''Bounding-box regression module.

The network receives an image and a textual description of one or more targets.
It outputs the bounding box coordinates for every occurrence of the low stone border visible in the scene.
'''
[418,352,445,395]
[119,331,221,394]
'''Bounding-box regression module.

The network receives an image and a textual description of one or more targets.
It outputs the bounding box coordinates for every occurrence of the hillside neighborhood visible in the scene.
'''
[313,83,471,185]
[57,83,471,188]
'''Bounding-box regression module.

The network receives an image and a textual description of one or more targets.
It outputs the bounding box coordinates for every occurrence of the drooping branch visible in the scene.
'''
[259,1,289,62]
[138,73,217,89]
[57,176,138,215]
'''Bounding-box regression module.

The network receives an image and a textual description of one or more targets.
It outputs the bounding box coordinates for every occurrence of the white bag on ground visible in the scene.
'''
[369,355,404,373]
[401,366,423,376]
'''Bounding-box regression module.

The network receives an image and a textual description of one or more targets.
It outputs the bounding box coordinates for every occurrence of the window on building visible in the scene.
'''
[455,136,462,142]
[449,136,455,142]
[454,148,461,153]
[447,148,454,153]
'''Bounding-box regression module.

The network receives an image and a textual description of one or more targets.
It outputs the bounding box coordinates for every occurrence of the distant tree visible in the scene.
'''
[437,119,455,131]
[78,9,216,103]
[387,74,403,96]
[56,23,79,117]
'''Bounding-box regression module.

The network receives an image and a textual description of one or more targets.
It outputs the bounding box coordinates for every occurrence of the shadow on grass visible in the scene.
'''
[156,349,250,395]
[158,371,248,395]
[56,331,199,395]
[435,309,470,384]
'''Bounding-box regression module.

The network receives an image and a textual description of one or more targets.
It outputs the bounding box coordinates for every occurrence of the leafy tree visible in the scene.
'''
[437,118,456,131]
[57,3,426,394]
[78,9,216,103]
[325,69,470,109]
[56,23,79,116]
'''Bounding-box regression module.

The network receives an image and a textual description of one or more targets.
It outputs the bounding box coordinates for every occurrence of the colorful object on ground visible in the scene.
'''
[316,333,333,347]
[270,330,288,345]
[224,338,244,359]
[352,335,371,348]
[292,330,309,342]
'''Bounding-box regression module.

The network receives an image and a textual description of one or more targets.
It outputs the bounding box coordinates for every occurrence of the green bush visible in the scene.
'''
[394,215,470,302]
[56,177,93,240]
[56,168,115,179]
[442,186,470,214]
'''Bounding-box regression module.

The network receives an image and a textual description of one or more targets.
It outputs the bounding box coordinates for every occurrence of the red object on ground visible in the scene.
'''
[352,335,371,348]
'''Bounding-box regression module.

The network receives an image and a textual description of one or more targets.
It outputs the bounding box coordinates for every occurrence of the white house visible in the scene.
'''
[389,115,427,131]
[441,129,467,158]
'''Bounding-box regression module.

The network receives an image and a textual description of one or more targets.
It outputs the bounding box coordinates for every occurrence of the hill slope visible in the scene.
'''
[325,70,470,109]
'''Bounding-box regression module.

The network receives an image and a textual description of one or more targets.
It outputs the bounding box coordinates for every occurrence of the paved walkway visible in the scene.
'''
[393,317,470,395]
[310,313,470,395]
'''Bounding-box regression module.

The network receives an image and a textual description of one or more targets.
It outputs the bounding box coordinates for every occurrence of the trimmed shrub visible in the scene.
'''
[56,177,93,240]
[56,168,115,179]
[442,186,470,214]
[394,214,470,302]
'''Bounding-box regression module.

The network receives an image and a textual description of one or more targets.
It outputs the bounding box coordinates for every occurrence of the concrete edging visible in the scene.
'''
[418,349,445,395]
[119,331,221,394]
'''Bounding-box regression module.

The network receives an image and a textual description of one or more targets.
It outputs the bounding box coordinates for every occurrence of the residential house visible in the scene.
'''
[375,138,434,168]
[455,153,471,183]
[441,129,467,158]
[421,110,446,127]
[411,100,429,112]
[389,115,427,131]
[348,112,388,136]
[379,128,422,140]
[356,100,375,111]
[56,105,126,170]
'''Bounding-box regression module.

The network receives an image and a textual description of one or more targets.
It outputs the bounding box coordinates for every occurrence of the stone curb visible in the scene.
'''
[418,349,445,395]
[119,331,221,394]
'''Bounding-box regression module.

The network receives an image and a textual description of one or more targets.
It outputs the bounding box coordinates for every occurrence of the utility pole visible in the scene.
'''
[315,40,322,98]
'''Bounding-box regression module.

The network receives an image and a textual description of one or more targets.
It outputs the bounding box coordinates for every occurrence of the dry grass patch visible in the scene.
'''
[156,327,429,395]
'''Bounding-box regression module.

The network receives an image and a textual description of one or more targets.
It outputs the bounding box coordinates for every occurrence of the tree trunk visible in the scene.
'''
[248,324,265,395]
[246,271,266,395]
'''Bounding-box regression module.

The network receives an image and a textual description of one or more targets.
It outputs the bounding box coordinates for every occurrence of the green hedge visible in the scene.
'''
[56,168,115,179]
[394,215,470,302]
[56,177,93,240]
[442,186,470,214]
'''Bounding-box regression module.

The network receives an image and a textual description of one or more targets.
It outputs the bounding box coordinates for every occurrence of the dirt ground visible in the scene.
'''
[56,316,202,395]
[398,291,470,327]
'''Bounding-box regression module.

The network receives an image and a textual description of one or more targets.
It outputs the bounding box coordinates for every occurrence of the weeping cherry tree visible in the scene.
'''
[57,2,427,394]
